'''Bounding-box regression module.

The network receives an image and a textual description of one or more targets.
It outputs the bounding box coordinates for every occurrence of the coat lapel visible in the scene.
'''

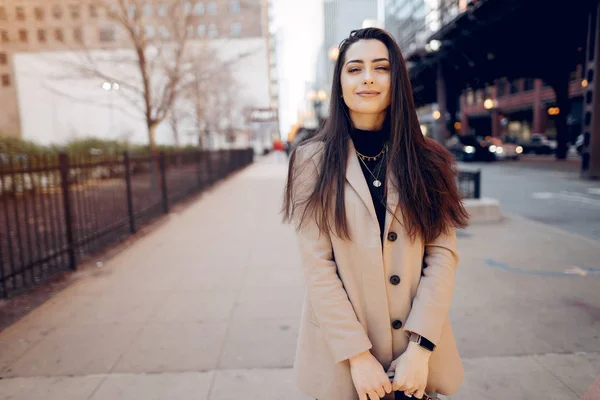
[346,140,379,228]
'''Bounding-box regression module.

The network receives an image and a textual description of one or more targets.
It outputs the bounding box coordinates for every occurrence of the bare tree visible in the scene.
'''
[64,0,192,154]
[179,42,258,149]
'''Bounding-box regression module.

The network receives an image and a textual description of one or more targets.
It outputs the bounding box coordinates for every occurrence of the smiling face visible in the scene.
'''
[340,39,392,130]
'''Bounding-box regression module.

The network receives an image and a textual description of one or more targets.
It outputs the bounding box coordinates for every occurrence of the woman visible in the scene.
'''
[282,28,469,400]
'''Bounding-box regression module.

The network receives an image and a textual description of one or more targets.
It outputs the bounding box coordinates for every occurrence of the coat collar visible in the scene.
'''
[346,139,400,239]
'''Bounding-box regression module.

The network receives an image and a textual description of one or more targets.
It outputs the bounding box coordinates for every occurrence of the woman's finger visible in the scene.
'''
[382,378,393,394]
[375,386,385,398]
[359,391,367,400]
[414,387,426,399]
[367,389,379,400]
[393,375,406,392]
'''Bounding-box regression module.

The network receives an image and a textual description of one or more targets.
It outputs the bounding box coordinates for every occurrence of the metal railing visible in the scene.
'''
[0,148,254,298]
[457,169,481,199]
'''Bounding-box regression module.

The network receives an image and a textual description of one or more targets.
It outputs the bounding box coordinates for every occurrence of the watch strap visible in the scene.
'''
[409,332,436,352]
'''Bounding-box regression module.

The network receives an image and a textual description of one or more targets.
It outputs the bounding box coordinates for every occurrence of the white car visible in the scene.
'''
[486,137,522,160]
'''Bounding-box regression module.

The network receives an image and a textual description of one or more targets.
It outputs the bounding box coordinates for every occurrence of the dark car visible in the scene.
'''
[446,135,496,162]
[519,134,556,155]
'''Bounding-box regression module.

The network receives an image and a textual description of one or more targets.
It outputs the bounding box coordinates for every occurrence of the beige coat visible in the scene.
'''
[292,140,464,400]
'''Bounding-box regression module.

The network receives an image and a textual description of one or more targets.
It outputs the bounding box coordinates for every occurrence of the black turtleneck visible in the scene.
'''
[348,123,390,243]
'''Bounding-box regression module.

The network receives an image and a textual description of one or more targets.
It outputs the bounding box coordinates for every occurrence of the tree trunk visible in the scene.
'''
[148,122,160,193]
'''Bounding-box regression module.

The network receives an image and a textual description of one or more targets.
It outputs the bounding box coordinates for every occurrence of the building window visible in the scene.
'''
[496,78,506,97]
[207,2,217,15]
[523,78,534,91]
[230,1,241,14]
[1,31,8,43]
[128,4,138,18]
[475,89,483,104]
[38,29,46,43]
[0,7,6,20]
[2,74,10,87]
[99,26,116,42]
[0,53,7,65]
[35,7,45,20]
[208,23,217,37]
[184,1,192,15]
[52,5,62,19]
[69,5,80,19]
[569,69,579,82]
[197,24,206,37]
[509,79,520,94]
[157,2,168,16]
[145,25,155,38]
[158,25,169,39]
[55,29,64,42]
[74,27,83,42]
[90,5,98,18]
[193,2,205,15]
[16,7,25,21]
[484,85,492,99]
[19,30,28,43]
[231,22,241,36]
[187,25,194,37]
[143,3,153,17]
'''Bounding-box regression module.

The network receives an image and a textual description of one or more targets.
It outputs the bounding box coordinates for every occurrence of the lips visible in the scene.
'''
[356,90,380,97]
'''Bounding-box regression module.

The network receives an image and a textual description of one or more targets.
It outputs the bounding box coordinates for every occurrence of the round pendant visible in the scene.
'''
[373,180,382,187]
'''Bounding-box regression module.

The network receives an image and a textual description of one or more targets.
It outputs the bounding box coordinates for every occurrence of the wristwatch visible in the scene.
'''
[409,332,436,352]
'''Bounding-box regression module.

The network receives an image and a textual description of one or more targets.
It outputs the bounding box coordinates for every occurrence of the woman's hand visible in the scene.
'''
[349,350,393,400]
[389,342,431,399]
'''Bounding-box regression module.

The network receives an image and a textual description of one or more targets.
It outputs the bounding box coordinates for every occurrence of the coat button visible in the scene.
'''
[387,231,398,241]
[389,275,400,285]
[392,320,403,330]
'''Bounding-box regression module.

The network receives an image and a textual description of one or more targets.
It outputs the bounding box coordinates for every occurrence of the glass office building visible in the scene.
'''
[385,0,465,55]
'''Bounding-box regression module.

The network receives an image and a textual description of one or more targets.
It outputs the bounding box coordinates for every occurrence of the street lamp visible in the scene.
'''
[328,46,339,62]
[317,90,328,101]
[483,98,496,110]
[102,81,120,136]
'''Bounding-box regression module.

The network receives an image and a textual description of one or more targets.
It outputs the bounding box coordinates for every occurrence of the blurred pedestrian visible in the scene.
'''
[282,28,469,400]
[273,138,285,162]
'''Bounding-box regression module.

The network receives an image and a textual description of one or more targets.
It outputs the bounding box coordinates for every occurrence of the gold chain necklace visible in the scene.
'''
[356,146,387,187]
[355,146,386,162]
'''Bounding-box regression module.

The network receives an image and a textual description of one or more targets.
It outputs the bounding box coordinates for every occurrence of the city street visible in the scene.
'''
[0,153,598,400]
[462,155,600,242]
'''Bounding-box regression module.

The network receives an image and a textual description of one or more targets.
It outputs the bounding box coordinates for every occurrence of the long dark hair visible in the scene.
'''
[282,28,468,243]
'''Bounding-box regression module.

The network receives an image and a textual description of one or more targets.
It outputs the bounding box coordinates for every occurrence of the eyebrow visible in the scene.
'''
[345,58,390,66]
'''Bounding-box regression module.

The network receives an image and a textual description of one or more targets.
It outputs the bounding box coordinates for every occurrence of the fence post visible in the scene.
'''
[159,151,169,213]
[58,152,76,270]
[123,151,136,233]
[474,170,481,199]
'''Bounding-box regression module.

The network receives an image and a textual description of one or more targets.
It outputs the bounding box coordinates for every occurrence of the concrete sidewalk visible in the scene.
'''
[0,154,599,400]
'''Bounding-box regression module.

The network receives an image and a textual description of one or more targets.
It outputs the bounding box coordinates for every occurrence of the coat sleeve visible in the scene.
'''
[291,144,373,364]
[402,228,459,347]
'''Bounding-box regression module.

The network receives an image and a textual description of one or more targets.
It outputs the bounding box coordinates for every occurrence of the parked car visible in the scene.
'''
[484,137,523,160]
[519,133,557,155]
[446,135,496,162]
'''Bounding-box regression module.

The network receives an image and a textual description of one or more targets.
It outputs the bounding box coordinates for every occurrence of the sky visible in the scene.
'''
[271,0,324,138]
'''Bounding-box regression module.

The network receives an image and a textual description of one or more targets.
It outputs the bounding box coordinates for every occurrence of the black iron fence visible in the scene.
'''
[457,169,481,199]
[0,148,253,298]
